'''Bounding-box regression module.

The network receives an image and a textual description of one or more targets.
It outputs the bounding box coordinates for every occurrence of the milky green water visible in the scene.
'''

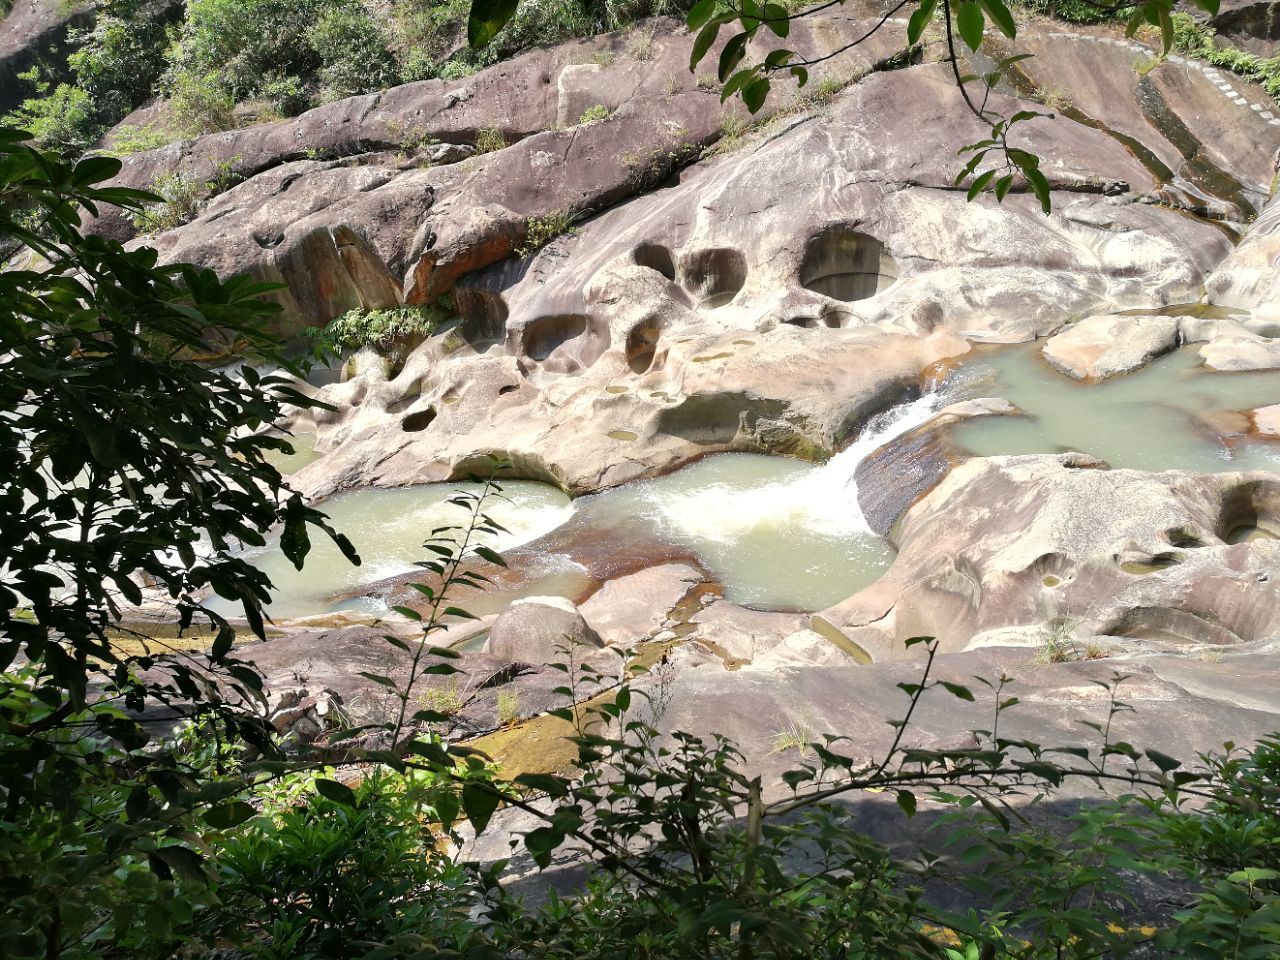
[575,452,895,612]
[209,482,575,620]
[262,434,320,475]
[948,345,1280,472]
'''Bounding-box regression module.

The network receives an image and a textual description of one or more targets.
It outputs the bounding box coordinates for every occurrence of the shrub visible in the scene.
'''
[518,207,576,257]
[307,6,400,102]
[66,2,170,123]
[105,122,173,156]
[578,103,611,123]
[312,302,450,350]
[259,73,312,118]
[3,72,100,158]
[167,69,236,135]
[128,159,242,234]
[474,125,506,153]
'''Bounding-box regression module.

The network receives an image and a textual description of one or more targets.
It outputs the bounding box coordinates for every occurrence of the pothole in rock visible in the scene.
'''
[523,314,588,361]
[608,430,639,441]
[402,407,437,432]
[1217,479,1280,544]
[680,247,747,310]
[1120,554,1182,575]
[626,320,662,375]
[633,242,676,280]
[800,227,898,302]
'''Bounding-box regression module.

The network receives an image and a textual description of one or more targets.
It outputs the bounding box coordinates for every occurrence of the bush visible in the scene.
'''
[3,72,100,158]
[308,6,401,101]
[105,122,174,156]
[167,69,236,135]
[66,1,170,123]
[312,303,450,350]
[259,74,312,118]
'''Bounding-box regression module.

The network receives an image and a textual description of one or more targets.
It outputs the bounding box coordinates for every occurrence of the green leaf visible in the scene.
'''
[152,845,206,881]
[718,33,748,82]
[763,2,791,37]
[966,168,996,200]
[940,681,975,702]
[690,21,722,71]
[314,778,357,806]
[687,0,719,30]
[957,2,984,51]
[1145,748,1182,773]
[896,790,918,817]
[468,0,519,47]
[907,0,936,44]
[204,801,256,829]
[462,782,501,834]
[742,77,771,113]
[980,0,1017,39]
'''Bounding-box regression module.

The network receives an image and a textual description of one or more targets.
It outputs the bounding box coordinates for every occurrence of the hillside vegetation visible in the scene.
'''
[4,0,694,157]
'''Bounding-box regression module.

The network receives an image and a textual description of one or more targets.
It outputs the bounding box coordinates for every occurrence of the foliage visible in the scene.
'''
[103,123,173,157]
[0,125,355,855]
[307,6,401,102]
[518,207,576,257]
[311,303,450,350]
[578,103,612,123]
[2,71,100,159]
[65,0,171,125]
[473,126,507,153]
[213,768,478,957]
[127,160,242,234]
[1168,13,1280,101]
[167,69,237,135]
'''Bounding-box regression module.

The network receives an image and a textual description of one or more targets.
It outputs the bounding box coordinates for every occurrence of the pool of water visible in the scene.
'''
[262,434,321,475]
[211,482,575,620]
[947,344,1280,473]
[222,398,939,619]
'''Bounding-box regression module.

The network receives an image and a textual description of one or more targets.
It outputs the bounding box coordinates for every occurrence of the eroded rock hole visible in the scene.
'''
[522,314,588,361]
[402,407,437,432]
[680,247,747,309]
[498,384,519,396]
[1217,479,1280,544]
[800,228,898,302]
[632,242,676,280]
[626,320,661,375]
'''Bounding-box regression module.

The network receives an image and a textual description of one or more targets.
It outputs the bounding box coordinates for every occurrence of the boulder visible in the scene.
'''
[579,563,704,647]
[0,0,94,114]
[815,455,1280,660]
[1042,314,1180,380]
[1199,332,1280,371]
[1251,404,1280,437]
[485,596,604,665]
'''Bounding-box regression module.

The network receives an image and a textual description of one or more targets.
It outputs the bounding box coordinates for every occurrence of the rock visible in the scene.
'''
[485,596,604,665]
[815,455,1280,660]
[1251,404,1280,437]
[638,645,1280,803]
[1042,314,1179,380]
[743,629,858,670]
[1210,0,1280,56]
[579,563,703,646]
[1199,332,1280,371]
[1206,193,1280,322]
[0,0,96,114]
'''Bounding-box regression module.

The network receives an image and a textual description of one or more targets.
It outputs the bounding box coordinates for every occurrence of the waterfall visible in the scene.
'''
[651,390,943,543]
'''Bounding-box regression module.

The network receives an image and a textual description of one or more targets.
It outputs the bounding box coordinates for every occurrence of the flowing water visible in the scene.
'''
[947,344,1280,472]
[225,395,942,619]
[228,342,1280,622]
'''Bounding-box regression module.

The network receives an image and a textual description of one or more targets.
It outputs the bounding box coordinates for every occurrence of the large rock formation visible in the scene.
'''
[815,454,1280,660]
